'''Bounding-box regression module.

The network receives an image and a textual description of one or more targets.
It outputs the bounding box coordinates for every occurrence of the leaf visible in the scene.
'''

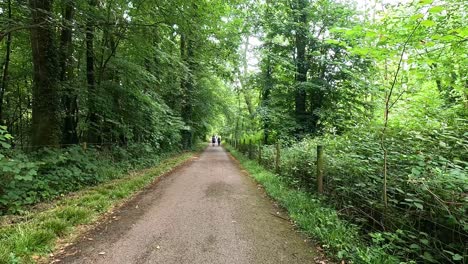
[421,20,436,27]
[422,252,436,263]
[410,243,421,250]
[439,35,458,41]
[458,26,468,37]
[428,6,444,13]
[325,39,340,45]
[410,14,424,20]
[411,168,421,176]
[413,202,423,210]
[439,141,447,148]
[0,142,11,149]
[452,254,463,261]
[419,0,434,4]
[420,238,429,245]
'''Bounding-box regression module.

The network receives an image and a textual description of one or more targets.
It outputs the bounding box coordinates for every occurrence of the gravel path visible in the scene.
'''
[56,146,320,264]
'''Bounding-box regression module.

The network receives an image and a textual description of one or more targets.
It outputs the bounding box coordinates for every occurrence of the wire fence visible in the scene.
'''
[9,141,132,151]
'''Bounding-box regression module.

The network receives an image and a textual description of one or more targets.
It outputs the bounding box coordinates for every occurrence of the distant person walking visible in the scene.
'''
[217,136,221,146]
[211,135,216,147]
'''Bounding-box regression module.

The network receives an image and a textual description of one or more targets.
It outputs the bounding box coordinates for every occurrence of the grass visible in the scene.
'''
[0,151,195,264]
[226,146,401,264]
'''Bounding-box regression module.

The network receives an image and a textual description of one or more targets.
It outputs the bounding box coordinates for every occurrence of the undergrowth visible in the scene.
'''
[0,143,193,215]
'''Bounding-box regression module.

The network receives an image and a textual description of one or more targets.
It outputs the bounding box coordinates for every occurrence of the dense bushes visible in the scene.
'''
[0,143,179,215]
[239,120,467,263]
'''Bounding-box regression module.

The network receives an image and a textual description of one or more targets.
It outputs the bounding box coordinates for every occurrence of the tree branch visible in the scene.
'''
[0,23,46,42]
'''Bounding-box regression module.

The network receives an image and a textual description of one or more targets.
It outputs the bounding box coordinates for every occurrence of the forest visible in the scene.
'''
[0,0,466,263]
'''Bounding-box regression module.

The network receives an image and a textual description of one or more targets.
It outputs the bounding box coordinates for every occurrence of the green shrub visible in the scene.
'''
[0,142,183,215]
[241,120,467,263]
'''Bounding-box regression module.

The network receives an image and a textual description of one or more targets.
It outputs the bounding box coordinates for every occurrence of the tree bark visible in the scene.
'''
[86,0,99,144]
[59,0,79,145]
[29,0,61,148]
[0,0,13,123]
[261,48,273,144]
[294,0,308,134]
[240,37,254,117]
[309,61,325,134]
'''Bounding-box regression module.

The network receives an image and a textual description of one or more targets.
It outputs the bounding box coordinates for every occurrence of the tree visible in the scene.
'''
[0,0,13,123]
[86,0,98,144]
[293,0,308,134]
[29,0,61,147]
[59,0,78,144]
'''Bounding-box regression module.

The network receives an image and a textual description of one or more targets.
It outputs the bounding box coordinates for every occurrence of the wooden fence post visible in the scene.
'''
[317,145,324,194]
[258,142,262,163]
[275,141,280,173]
[82,142,87,151]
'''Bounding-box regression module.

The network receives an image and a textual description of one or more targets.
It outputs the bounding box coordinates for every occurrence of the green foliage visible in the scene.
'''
[1,0,245,150]
[0,143,181,215]
[0,126,12,150]
[223,0,467,263]
[241,118,467,263]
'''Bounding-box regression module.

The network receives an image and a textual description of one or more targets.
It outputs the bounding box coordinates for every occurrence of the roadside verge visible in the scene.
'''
[0,151,198,264]
[225,146,399,264]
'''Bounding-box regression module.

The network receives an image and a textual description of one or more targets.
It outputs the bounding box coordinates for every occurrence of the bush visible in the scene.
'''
[0,142,181,215]
[250,121,467,263]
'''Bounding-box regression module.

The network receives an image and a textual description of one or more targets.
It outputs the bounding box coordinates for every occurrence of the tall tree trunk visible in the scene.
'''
[180,33,195,149]
[86,0,99,144]
[262,62,272,144]
[261,46,273,145]
[240,37,254,117]
[309,61,325,134]
[0,0,13,123]
[261,1,274,144]
[29,0,61,148]
[60,0,78,145]
[294,0,308,134]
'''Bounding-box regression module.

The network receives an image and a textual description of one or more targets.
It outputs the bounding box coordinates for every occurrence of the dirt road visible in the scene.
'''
[57,146,320,264]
